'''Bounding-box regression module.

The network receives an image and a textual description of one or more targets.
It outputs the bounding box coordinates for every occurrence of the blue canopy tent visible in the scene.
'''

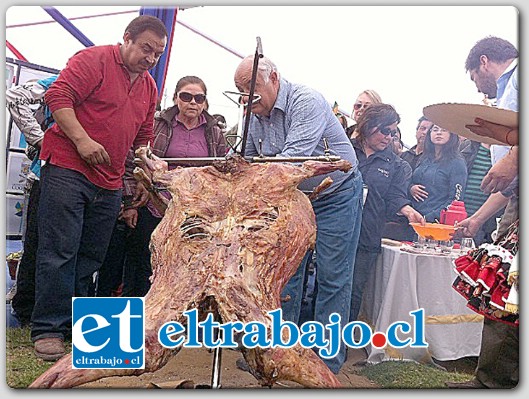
[42,6,95,47]
[139,7,178,103]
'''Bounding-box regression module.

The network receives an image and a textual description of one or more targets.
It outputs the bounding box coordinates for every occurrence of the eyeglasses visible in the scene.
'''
[178,92,207,104]
[379,126,399,137]
[353,102,371,111]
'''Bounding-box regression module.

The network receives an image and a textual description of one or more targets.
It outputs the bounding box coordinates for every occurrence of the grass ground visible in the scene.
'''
[6,326,66,388]
[6,326,474,389]
[357,360,473,389]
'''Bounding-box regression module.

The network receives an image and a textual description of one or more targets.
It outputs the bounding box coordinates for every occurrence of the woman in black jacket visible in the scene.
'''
[349,104,423,322]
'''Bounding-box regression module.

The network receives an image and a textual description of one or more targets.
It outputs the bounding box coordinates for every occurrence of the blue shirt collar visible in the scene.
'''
[273,77,290,113]
[496,58,517,101]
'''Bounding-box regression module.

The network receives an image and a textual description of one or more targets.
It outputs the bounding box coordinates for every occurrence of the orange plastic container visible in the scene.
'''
[410,222,456,241]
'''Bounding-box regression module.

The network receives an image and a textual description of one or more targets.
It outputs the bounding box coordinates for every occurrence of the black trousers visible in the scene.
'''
[12,179,40,325]
[475,195,519,388]
[475,317,519,388]
[95,219,131,297]
[122,206,161,297]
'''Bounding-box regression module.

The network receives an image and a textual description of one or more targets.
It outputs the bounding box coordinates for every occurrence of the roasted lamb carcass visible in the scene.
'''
[30,153,351,389]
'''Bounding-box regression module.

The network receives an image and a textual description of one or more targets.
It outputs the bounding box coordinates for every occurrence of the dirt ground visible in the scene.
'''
[80,347,378,389]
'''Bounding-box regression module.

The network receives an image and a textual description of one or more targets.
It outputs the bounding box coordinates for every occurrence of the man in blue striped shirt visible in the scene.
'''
[234,55,363,374]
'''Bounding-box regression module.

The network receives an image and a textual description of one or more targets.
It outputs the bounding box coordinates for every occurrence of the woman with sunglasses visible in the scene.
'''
[349,103,424,322]
[408,125,467,225]
[121,75,227,296]
[345,89,382,139]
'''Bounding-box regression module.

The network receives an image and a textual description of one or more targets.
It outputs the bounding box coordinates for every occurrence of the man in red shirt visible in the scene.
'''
[31,15,167,361]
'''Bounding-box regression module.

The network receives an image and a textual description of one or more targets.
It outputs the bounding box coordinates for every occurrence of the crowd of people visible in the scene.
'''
[6,14,518,389]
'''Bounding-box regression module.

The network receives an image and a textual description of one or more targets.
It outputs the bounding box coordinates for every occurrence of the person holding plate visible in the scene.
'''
[446,36,518,390]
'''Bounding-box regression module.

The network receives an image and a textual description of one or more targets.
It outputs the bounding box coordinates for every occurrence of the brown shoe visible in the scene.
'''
[445,379,487,389]
[34,337,66,361]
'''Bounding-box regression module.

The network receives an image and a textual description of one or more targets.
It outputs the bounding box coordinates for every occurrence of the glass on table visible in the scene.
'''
[426,238,438,250]
[434,240,443,253]
[440,240,453,253]
[415,235,427,249]
[460,237,475,253]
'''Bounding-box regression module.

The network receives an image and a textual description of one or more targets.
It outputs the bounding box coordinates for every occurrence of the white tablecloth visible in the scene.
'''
[359,244,483,364]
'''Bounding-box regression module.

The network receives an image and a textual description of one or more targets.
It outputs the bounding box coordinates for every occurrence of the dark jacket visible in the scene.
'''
[410,155,467,222]
[400,145,422,171]
[353,140,413,252]
[346,123,357,139]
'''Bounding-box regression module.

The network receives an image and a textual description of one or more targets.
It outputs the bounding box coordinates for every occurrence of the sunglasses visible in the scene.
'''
[178,92,207,104]
[353,102,370,111]
[379,126,399,137]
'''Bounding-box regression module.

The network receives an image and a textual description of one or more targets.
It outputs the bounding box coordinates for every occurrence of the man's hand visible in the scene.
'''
[400,205,425,225]
[481,148,517,194]
[121,208,138,229]
[410,184,428,202]
[133,184,150,208]
[465,118,518,146]
[51,108,112,166]
[454,216,482,239]
[76,136,111,166]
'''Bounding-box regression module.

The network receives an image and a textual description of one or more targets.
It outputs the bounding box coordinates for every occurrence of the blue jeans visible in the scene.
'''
[349,249,379,322]
[31,165,122,341]
[281,171,363,373]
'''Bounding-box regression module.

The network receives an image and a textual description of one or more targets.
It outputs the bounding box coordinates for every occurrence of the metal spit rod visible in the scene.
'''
[239,37,263,157]
[210,327,223,389]
[159,155,342,165]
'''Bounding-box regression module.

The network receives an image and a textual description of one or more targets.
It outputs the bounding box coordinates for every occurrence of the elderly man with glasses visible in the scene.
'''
[233,55,364,375]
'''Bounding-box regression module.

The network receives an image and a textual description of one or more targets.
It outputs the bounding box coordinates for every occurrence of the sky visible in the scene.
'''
[3,4,519,147]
